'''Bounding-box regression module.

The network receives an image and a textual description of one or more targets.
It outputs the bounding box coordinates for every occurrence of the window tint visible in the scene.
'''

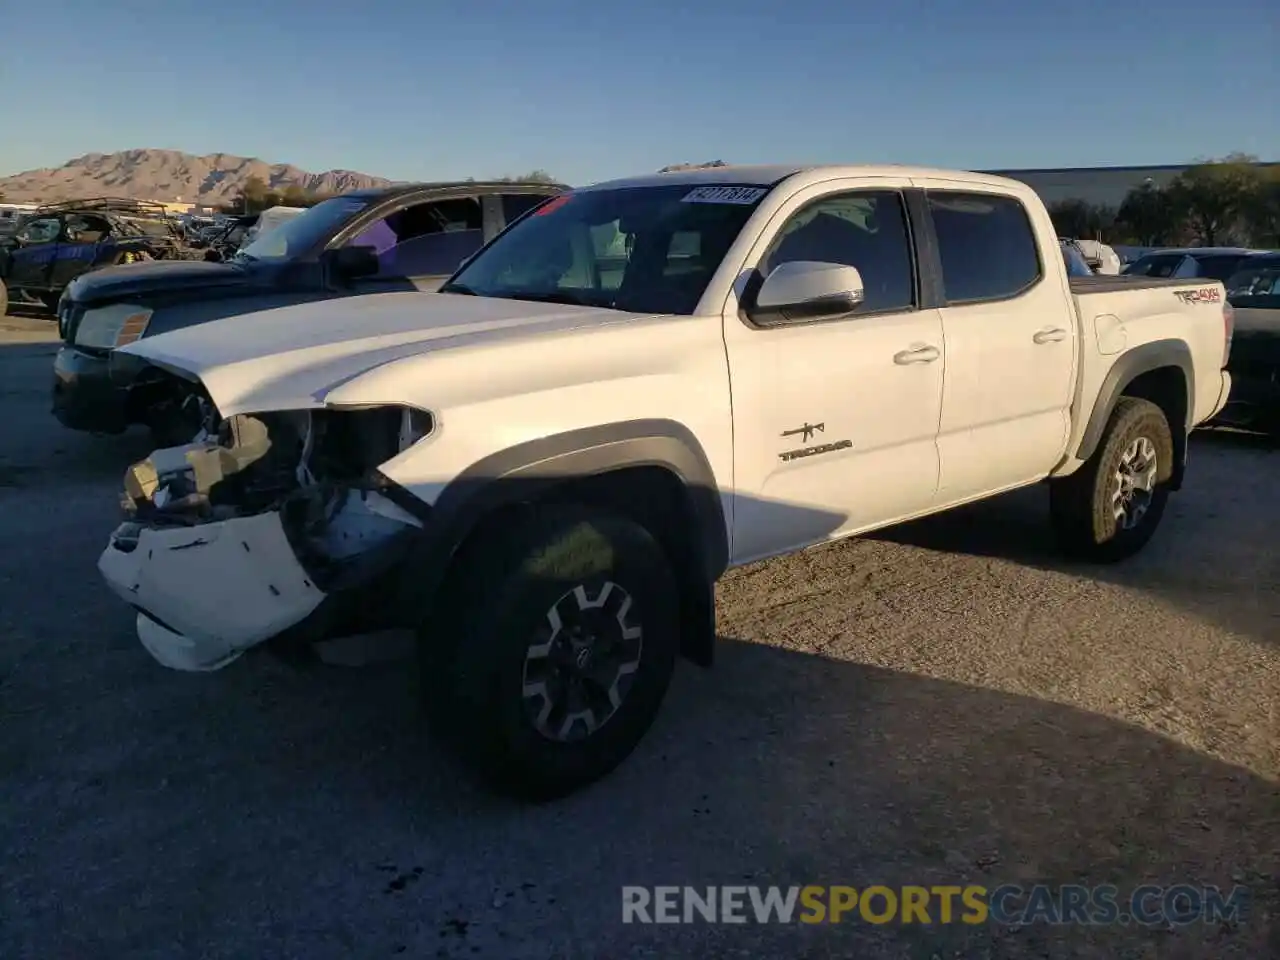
[761,191,915,313]
[1226,260,1280,302]
[501,193,553,225]
[1194,255,1251,282]
[928,192,1041,303]
[349,197,485,278]
[1123,253,1185,278]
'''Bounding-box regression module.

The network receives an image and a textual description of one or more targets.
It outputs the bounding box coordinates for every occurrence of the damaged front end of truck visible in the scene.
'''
[99,397,434,671]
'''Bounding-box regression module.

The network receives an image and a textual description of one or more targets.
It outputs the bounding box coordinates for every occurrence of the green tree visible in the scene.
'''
[228,176,272,214]
[280,184,310,207]
[1047,199,1117,240]
[1242,166,1280,247]
[1114,182,1182,247]
[497,170,559,184]
[1165,154,1260,246]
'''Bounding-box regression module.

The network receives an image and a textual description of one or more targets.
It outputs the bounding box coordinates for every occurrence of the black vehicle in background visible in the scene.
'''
[1121,246,1264,283]
[0,198,194,314]
[52,180,568,443]
[1218,253,1280,437]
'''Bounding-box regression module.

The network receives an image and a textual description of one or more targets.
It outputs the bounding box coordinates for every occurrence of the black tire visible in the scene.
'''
[422,504,680,801]
[1050,397,1175,562]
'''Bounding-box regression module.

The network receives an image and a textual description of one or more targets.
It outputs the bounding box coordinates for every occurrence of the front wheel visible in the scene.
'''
[422,504,680,801]
[1050,397,1175,562]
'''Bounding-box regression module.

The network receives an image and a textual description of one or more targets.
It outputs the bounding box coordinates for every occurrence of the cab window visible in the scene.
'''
[348,197,485,278]
[760,191,916,314]
[18,218,61,244]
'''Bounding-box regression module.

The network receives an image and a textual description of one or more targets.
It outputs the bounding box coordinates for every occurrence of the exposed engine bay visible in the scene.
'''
[99,396,434,671]
[118,402,432,581]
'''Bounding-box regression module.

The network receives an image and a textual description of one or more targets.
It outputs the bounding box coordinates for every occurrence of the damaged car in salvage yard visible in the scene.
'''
[98,164,1234,800]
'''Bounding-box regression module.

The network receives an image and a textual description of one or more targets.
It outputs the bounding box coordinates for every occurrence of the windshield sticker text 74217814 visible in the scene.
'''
[1173,287,1222,304]
[681,185,768,205]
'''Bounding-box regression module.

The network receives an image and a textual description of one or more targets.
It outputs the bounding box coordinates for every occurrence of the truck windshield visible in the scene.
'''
[235,196,368,262]
[442,183,771,314]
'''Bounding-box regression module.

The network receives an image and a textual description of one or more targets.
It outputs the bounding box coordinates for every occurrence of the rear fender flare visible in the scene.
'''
[1075,338,1194,481]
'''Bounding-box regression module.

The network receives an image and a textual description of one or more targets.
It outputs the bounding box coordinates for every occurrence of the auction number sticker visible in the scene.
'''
[681,185,768,205]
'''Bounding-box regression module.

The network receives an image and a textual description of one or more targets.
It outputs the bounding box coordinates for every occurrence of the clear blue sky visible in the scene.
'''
[4,0,1277,184]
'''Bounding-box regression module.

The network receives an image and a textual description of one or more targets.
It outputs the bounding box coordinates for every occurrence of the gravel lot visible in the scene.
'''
[2,311,1277,959]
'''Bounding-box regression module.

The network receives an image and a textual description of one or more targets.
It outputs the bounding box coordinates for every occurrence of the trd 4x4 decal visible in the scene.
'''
[1173,287,1222,305]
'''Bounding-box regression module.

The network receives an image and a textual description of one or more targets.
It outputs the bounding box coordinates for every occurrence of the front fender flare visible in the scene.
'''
[391,419,728,661]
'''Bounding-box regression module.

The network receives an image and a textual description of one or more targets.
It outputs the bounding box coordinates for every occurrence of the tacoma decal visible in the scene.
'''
[779,439,852,462]
[1173,287,1222,305]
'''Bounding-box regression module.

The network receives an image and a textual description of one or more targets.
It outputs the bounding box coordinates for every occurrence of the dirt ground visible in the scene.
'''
[1,311,1277,959]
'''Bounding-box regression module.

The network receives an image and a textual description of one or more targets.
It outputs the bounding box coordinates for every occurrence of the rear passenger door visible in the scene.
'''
[918,183,1077,503]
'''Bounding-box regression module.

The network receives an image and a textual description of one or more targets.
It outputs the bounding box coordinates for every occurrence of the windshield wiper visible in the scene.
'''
[439,281,477,295]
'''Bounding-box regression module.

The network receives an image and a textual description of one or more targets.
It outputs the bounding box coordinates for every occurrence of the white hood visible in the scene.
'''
[120,291,644,416]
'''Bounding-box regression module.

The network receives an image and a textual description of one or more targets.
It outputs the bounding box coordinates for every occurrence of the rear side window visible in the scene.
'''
[1124,254,1186,278]
[1194,255,1251,283]
[927,192,1041,303]
[761,190,916,314]
[349,197,484,278]
[501,193,553,225]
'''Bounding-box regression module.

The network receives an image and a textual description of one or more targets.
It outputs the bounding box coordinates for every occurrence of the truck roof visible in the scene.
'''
[582,164,1030,193]
[341,179,569,202]
[1140,246,1265,257]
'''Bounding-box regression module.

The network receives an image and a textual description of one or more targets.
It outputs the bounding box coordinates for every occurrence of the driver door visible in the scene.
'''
[721,180,945,563]
[8,216,63,289]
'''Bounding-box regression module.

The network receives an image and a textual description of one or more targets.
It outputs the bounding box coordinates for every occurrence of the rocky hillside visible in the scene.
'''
[0,149,392,204]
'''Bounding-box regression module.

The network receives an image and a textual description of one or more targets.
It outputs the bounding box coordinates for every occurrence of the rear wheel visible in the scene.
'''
[422,504,680,801]
[1050,397,1175,562]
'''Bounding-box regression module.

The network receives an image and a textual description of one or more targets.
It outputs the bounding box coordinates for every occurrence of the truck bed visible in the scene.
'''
[1067,275,1216,294]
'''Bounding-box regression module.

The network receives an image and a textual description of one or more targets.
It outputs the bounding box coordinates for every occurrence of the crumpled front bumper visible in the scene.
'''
[98,510,326,671]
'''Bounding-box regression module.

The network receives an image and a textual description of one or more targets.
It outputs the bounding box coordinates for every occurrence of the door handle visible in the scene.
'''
[893,344,940,365]
[1033,327,1067,344]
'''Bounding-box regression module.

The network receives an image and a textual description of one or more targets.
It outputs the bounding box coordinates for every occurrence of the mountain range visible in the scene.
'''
[0,149,392,205]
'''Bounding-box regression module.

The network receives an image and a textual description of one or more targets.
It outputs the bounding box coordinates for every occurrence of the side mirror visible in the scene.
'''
[747,260,865,325]
[322,245,380,282]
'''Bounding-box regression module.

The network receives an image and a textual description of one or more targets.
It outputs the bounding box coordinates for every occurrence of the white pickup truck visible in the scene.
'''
[98,164,1234,799]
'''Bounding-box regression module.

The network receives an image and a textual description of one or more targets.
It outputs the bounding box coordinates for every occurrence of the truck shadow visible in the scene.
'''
[3,633,1275,957]
[866,431,1279,651]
